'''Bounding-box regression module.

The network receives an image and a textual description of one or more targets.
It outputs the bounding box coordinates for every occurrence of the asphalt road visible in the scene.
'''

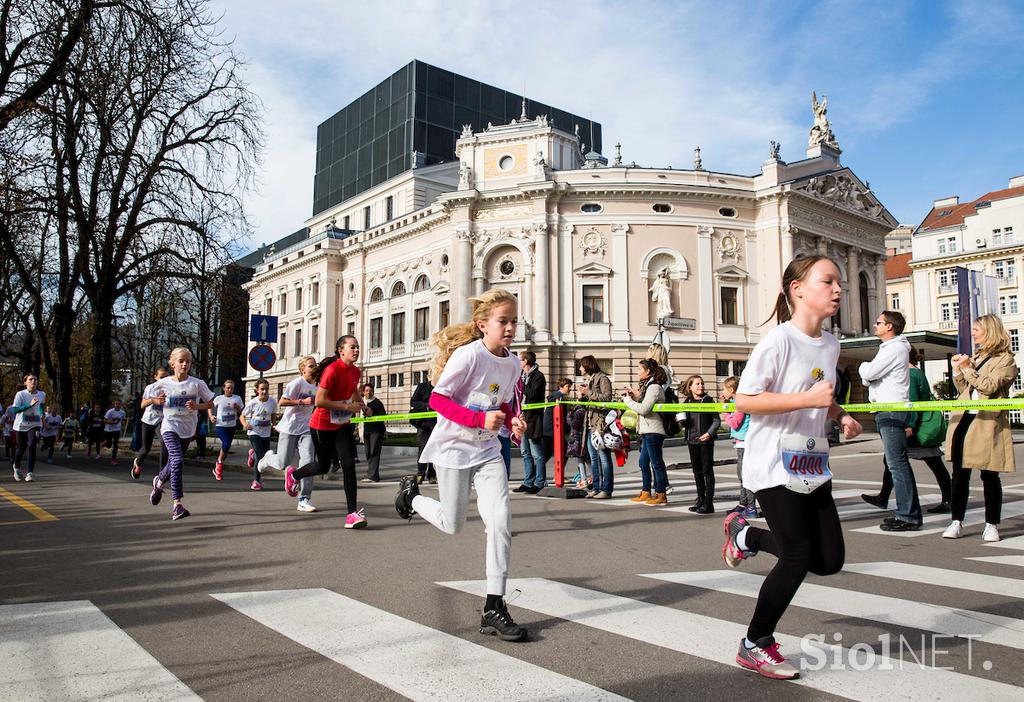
[2,437,1024,701]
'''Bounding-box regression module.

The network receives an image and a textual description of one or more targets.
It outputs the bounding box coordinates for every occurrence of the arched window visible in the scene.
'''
[391,281,407,297]
[369,287,384,303]
[413,274,430,292]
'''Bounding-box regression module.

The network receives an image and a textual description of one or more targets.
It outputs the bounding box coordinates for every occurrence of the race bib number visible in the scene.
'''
[781,435,832,494]
[220,411,236,425]
[330,410,353,425]
[454,390,501,442]
[252,417,271,427]
[165,395,193,417]
[23,412,40,425]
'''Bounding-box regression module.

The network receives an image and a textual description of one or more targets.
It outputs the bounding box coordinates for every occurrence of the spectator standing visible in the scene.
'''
[360,383,387,482]
[579,355,614,499]
[622,359,668,505]
[680,375,720,513]
[514,351,547,494]
[410,377,437,484]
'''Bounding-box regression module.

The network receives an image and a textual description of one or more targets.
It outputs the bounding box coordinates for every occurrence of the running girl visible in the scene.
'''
[11,374,45,481]
[103,399,126,465]
[210,379,243,480]
[149,348,214,520]
[258,356,318,511]
[84,404,103,459]
[394,288,528,642]
[62,412,79,459]
[40,406,62,463]
[241,379,277,490]
[721,255,861,679]
[2,405,15,461]
[286,336,366,527]
[132,368,168,480]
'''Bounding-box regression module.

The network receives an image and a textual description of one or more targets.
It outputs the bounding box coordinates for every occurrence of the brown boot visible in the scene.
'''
[629,491,651,503]
[645,492,668,505]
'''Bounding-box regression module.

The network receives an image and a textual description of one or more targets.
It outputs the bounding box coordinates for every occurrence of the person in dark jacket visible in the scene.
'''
[513,351,547,494]
[360,383,387,482]
[679,374,720,513]
[410,378,436,483]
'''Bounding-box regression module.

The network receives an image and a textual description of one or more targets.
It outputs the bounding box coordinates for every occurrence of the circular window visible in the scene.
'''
[498,155,514,171]
[441,253,449,267]
[347,282,354,292]
[581,203,602,213]
[499,259,516,277]
[718,207,737,217]
[652,203,672,213]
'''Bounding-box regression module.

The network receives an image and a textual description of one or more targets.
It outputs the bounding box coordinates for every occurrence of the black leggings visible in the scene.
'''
[301,427,358,513]
[744,483,845,643]
[14,429,39,473]
[87,429,103,455]
[249,434,271,481]
[104,431,120,460]
[878,455,951,503]
[136,422,168,470]
[42,435,57,459]
[950,414,1003,524]
[688,442,715,506]
[416,426,436,479]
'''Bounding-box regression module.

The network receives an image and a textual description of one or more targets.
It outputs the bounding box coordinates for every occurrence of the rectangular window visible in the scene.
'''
[412,370,428,385]
[414,307,429,341]
[715,360,731,377]
[947,237,958,253]
[890,292,901,309]
[1006,226,1016,244]
[938,268,958,288]
[439,300,450,329]
[277,383,283,398]
[391,311,406,345]
[1014,375,1024,392]
[343,215,350,230]
[389,372,405,388]
[582,284,604,323]
[265,298,272,316]
[995,259,1016,279]
[386,195,394,221]
[1011,329,1020,353]
[311,324,319,354]
[940,303,958,322]
[311,283,319,307]
[938,239,946,255]
[720,286,738,325]
[295,287,302,311]
[370,317,383,348]
[1001,295,1019,315]
[347,321,355,337]
[364,205,371,229]
[994,229,1003,246]
[279,332,287,358]
[280,291,287,315]
[294,328,302,356]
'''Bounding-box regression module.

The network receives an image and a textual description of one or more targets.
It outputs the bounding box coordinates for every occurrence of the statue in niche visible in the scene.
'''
[458,162,472,190]
[650,267,674,319]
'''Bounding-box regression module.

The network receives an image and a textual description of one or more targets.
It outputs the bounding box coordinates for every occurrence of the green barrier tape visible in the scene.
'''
[347,398,1024,423]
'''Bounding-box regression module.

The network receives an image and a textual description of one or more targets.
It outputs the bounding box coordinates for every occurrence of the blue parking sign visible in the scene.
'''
[249,315,278,343]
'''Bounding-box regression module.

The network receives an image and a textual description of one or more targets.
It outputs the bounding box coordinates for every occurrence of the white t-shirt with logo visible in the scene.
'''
[41,413,63,438]
[12,390,45,432]
[243,397,278,438]
[213,395,244,427]
[156,375,215,439]
[276,377,317,436]
[420,340,521,468]
[141,381,166,426]
[737,322,838,494]
[104,408,126,434]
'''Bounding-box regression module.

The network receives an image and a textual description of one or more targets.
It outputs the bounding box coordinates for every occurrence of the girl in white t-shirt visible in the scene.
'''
[132,367,168,480]
[240,379,277,490]
[11,374,45,481]
[209,379,244,481]
[258,356,319,511]
[149,348,214,520]
[41,407,63,463]
[722,255,862,680]
[103,399,126,465]
[394,288,528,642]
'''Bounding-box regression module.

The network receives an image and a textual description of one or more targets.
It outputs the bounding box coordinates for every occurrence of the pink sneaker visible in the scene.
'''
[344,508,367,529]
[250,480,263,491]
[247,449,256,469]
[110,460,118,466]
[213,461,223,481]
[284,466,298,497]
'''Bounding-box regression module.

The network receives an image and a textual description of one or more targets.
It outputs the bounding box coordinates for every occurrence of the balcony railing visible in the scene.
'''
[998,275,1018,287]
[367,347,384,361]
[938,284,957,295]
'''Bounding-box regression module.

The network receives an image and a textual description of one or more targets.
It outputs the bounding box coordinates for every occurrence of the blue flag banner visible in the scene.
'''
[956,266,998,354]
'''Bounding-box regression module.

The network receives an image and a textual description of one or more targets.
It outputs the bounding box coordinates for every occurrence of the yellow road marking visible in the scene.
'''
[0,486,58,523]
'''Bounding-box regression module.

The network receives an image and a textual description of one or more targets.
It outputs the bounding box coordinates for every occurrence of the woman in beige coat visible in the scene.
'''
[942,314,1018,542]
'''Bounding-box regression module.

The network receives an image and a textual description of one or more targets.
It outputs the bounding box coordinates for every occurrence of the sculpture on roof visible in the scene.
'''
[461,124,473,138]
[808,91,840,150]
[769,140,781,160]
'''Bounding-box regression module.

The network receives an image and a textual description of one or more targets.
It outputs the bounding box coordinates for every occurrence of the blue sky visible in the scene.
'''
[208,0,1024,248]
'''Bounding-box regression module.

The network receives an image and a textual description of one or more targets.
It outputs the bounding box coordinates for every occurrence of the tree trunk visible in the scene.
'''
[89,292,115,406]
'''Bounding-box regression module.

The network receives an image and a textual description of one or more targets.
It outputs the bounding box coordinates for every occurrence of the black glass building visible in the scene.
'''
[313,60,602,216]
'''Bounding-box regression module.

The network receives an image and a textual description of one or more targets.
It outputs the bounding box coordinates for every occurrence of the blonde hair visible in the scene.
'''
[723,375,739,391]
[974,314,1011,357]
[168,347,193,364]
[646,343,669,366]
[430,288,517,382]
[298,355,317,371]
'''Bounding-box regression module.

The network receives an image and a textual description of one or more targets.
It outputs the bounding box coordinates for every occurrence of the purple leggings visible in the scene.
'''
[158,432,191,500]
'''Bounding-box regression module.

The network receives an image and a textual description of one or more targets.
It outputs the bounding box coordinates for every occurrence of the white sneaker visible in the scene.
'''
[24,472,33,482]
[13,468,21,481]
[296,498,317,513]
[942,520,962,539]
[983,523,1001,542]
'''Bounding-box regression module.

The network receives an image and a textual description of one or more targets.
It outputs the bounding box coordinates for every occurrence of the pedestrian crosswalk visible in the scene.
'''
[5,556,1024,700]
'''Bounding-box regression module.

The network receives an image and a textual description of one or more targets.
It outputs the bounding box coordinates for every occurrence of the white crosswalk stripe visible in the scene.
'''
[640,570,1024,651]
[966,555,1024,567]
[212,588,631,701]
[438,577,1022,701]
[0,601,200,701]
[843,562,1024,599]
[986,534,1024,551]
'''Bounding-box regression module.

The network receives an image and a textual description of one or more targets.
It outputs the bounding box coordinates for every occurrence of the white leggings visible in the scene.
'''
[412,460,511,596]
[258,432,316,500]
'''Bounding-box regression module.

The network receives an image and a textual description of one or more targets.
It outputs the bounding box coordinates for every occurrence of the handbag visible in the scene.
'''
[914,411,947,448]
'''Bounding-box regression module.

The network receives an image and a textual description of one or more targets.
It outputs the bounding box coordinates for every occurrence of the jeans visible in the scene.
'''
[736,446,756,507]
[639,433,668,493]
[878,455,951,504]
[498,434,512,479]
[876,411,921,524]
[520,437,547,488]
[587,438,614,494]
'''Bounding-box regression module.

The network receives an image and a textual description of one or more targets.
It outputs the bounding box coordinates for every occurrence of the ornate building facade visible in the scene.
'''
[244,93,897,412]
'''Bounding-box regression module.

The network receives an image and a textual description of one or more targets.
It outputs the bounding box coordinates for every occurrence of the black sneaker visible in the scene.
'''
[879,518,921,532]
[480,602,527,642]
[512,484,531,493]
[394,475,420,520]
[861,493,888,509]
[926,501,951,514]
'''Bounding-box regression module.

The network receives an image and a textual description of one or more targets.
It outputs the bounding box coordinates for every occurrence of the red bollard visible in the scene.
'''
[553,403,564,488]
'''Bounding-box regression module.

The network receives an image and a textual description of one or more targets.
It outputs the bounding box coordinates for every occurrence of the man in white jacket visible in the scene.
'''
[859,310,921,531]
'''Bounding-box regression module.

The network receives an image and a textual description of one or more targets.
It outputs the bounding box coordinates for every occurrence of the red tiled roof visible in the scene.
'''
[918,185,1024,232]
[885,252,912,280]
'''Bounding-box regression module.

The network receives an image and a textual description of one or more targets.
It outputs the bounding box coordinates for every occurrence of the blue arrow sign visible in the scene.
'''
[249,314,278,343]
